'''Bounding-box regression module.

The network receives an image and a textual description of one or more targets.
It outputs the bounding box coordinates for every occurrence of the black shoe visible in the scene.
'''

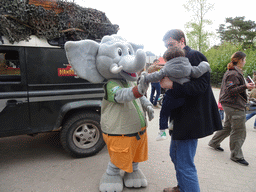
[208,144,224,151]
[231,158,249,166]
[215,147,224,152]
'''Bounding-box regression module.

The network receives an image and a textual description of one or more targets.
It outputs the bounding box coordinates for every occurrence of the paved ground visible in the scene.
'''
[0,88,256,192]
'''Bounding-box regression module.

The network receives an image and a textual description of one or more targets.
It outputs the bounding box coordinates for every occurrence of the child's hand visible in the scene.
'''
[160,77,173,89]
[140,71,148,77]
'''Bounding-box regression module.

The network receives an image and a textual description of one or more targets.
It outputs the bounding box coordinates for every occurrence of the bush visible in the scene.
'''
[203,42,256,86]
[243,47,256,76]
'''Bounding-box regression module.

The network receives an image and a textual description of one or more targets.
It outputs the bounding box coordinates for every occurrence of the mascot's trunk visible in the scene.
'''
[120,49,146,73]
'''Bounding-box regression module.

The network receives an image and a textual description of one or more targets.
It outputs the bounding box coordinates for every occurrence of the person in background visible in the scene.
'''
[148,59,162,107]
[160,29,222,192]
[208,51,255,166]
[245,70,256,129]
[218,101,224,122]
[245,111,256,129]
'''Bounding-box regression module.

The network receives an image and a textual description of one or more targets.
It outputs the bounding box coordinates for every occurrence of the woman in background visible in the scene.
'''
[208,51,255,166]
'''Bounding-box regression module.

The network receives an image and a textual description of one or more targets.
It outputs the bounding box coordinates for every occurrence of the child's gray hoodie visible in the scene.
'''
[145,57,210,84]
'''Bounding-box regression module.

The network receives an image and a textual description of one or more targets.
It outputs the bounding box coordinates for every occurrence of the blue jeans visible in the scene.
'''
[219,109,224,120]
[170,138,200,192]
[150,82,161,106]
[246,112,256,127]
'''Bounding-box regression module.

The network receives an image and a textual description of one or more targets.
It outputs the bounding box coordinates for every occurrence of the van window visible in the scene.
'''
[0,50,21,82]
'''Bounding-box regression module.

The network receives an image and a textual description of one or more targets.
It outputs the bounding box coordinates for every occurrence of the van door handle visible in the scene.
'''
[6,100,23,106]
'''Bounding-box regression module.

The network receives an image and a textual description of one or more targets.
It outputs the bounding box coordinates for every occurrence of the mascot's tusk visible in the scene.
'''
[110,64,123,74]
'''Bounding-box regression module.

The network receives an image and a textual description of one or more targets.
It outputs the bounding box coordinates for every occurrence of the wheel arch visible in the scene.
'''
[53,100,102,131]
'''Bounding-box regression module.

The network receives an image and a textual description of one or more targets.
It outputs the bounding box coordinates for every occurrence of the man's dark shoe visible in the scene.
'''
[215,147,224,152]
[231,158,249,166]
[163,186,180,192]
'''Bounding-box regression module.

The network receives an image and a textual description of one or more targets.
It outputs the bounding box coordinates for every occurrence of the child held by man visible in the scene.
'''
[140,47,211,140]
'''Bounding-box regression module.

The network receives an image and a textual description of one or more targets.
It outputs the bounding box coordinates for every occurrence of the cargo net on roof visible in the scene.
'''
[0,0,119,44]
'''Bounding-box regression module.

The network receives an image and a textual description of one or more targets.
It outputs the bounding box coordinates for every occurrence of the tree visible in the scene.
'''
[183,0,214,52]
[217,17,256,49]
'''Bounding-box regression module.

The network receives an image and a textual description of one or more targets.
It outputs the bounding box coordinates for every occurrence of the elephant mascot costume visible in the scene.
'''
[65,35,154,192]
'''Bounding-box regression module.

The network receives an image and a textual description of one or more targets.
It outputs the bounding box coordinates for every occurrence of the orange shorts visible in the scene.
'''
[103,127,148,173]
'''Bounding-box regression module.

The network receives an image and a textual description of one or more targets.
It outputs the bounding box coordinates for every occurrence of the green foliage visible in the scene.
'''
[243,47,256,76]
[185,21,214,52]
[204,42,256,86]
[217,17,256,49]
[210,16,256,86]
[184,0,214,52]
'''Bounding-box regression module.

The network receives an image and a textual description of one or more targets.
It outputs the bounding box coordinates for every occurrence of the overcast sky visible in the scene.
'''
[74,0,256,56]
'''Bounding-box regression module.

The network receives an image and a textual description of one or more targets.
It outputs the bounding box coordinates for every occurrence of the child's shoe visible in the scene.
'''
[156,131,167,141]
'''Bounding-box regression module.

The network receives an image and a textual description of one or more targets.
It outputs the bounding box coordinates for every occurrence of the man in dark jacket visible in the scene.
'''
[160,29,223,192]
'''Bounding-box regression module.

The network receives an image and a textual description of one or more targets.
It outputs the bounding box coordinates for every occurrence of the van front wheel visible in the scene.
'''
[60,112,105,158]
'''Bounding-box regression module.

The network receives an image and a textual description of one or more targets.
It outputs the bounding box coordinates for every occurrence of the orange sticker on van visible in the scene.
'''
[58,65,76,76]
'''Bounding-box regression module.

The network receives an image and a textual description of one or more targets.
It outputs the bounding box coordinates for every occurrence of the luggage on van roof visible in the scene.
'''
[0,0,119,44]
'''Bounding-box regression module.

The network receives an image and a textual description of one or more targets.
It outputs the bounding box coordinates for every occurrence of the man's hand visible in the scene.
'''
[160,77,173,89]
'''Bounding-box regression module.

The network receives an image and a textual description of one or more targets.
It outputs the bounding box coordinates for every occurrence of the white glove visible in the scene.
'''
[146,105,154,121]
[138,72,149,95]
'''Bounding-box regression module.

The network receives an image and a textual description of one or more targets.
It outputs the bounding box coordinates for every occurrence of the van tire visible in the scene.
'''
[60,112,105,158]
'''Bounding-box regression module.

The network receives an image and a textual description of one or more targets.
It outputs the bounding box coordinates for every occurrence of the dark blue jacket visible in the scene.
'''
[167,46,223,140]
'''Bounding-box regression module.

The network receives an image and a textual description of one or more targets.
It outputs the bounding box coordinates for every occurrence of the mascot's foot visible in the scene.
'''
[99,172,123,192]
[123,169,148,188]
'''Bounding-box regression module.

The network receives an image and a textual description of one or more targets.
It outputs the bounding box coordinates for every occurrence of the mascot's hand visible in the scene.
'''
[138,72,149,95]
[146,105,154,121]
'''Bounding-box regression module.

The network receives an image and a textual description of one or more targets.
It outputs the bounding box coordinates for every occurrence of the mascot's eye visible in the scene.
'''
[118,49,122,56]
[128,49,132,55]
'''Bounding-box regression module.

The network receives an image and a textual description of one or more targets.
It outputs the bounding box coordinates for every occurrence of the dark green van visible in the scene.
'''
[0,35,105,157]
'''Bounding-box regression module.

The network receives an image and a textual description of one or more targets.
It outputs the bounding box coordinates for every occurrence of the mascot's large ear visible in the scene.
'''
[65,40,105,83]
